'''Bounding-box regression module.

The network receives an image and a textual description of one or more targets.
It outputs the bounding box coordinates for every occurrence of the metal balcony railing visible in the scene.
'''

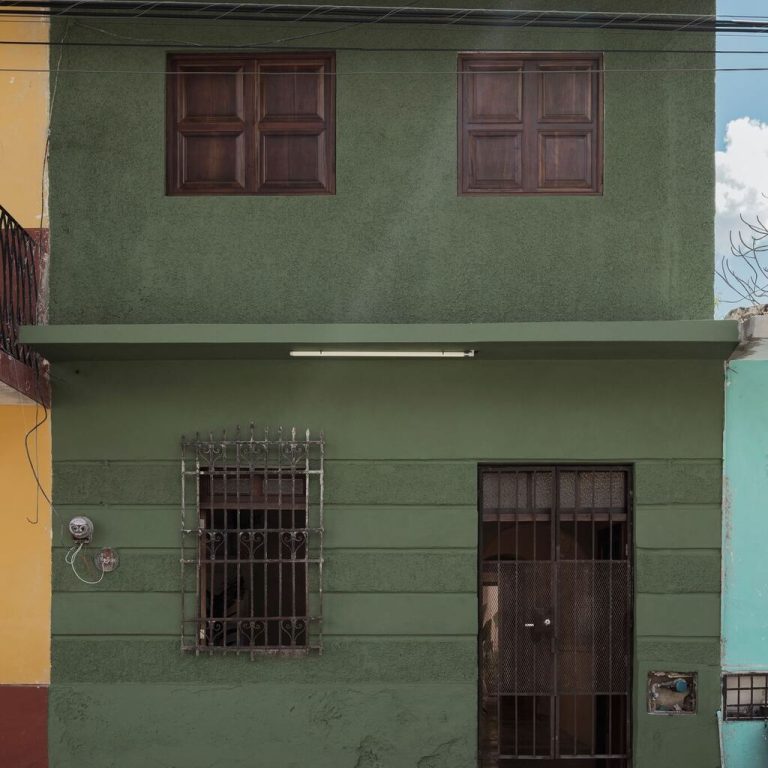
[0,204,45,400]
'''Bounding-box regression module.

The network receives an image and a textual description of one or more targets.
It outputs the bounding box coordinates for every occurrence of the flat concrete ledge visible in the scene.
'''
[20,321,739,361]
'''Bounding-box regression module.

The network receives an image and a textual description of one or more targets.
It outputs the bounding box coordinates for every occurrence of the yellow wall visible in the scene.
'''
[0,15,49,227]
[0,405,51,684]
[0,14,51,685]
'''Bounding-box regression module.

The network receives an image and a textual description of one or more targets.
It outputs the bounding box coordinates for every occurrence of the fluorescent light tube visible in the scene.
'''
[289,350,476,359]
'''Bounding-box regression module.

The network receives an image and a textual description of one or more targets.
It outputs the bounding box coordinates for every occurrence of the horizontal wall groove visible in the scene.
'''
[637,635,723,642]
[53,635,476,643]
[636,547,721,553]
[52,458,724,464]
[53,590,478,597]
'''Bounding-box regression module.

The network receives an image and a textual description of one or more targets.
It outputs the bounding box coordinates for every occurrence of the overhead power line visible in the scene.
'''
[5,39,767,53]
[2,2,768,35]
[1,65,766,76]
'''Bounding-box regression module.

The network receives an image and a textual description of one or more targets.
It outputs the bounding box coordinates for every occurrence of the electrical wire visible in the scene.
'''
[1,3,768,35]
[0,16,760,56]
[19,22,69,532]
[0,3,747,21]
[3,38,764,55]
[65,541,106,585]
[0,65,765,75]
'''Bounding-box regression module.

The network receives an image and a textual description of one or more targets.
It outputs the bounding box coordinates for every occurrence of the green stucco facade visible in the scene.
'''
[48,357,725,767]
[49,2,715,324]
[40,2,729,765]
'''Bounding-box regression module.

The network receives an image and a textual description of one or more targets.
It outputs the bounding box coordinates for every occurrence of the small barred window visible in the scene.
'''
[723,674,768,720]
[181,426,324,656]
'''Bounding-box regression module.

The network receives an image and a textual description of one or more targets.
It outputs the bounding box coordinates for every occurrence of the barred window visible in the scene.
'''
[181,427,324,656]
[723,674,768,720]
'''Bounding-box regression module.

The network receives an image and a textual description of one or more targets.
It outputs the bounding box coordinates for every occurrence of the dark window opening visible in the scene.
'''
[181,427,324,656]
[723,674,768,721]
[198,472,308,649]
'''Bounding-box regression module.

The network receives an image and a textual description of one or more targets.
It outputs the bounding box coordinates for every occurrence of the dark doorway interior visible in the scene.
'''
[479,466,632,767]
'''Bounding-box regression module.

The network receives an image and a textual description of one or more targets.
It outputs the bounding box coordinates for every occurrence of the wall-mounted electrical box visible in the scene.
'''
[647,671,697,714]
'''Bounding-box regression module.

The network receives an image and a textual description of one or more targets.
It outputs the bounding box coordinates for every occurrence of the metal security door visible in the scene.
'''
[479,466,631,767]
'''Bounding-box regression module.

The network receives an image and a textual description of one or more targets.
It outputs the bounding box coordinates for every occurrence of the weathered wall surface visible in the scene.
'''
[0,406,51,768]
[50,358,722,767]
[721,354,768,767]
[0,16,48,228]
[0,406,51,683]
[48,10,714,324]
[0,14,51,768]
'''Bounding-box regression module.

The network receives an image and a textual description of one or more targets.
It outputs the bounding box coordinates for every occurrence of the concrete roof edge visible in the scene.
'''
[19,321,739,361]
[21,320,739,346]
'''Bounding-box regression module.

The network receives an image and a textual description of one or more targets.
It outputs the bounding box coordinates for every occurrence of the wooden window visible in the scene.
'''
[459,53,602,195]
[167,53,335,195]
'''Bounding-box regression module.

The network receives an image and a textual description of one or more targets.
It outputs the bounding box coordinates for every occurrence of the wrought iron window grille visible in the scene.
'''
[181,426,324,657]
[723,674,768,721]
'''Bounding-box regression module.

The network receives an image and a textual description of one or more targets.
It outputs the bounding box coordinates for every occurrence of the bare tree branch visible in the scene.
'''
[719,201,768,306]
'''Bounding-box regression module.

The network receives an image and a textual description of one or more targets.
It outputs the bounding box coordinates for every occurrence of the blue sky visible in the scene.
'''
[714,0,768,310]
[717,0,768,149]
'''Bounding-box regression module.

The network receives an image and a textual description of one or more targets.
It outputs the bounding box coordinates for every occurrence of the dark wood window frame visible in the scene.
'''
[167,52,335,196]
[458,52,603,196]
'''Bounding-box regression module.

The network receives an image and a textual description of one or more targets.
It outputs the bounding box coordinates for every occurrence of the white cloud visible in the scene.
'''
[716,117,768,259]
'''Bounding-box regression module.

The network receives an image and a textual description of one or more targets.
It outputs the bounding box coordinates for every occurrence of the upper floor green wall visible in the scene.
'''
[48,2,715,323]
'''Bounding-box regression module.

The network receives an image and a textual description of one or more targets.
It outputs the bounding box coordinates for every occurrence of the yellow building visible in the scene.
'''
[0,13,51,768]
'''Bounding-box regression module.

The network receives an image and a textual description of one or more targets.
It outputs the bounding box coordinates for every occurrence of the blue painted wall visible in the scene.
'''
[722,346,768,767]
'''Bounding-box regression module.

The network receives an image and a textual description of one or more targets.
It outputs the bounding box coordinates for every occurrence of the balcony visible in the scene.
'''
[0,204,49,406]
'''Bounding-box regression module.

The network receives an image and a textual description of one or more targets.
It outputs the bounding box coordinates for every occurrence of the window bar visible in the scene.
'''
[248,429,255,651]
[305,428,312,649]
[180,443,187,654]
[498,469,505,760]
[530,471,537,758]
[550,469,557,760]
[554,468,565,759]
[195,440,202,654]
[608,471,614,758]
[277,427,290,649]
[571,470,577,758]
[590,471,597,758]
[234,433,241,652]
[262,426,269,655]
[625,469,632,752]
[512,469,518,758]
[208,433,216,654]
[319,433,325,650]
[545,472,555,759]
[292,432,297,647]
[221,431,229,649]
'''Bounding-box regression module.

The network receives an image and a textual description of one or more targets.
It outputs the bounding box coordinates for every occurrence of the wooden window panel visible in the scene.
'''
[459,53,602,195]
[257,59,333,193]
[167,53,335,195]
[467,131,523,191]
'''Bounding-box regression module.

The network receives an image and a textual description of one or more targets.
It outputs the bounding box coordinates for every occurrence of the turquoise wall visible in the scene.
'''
[49,357,724,767]
[721,355,768,767]
[48,3,715,324]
